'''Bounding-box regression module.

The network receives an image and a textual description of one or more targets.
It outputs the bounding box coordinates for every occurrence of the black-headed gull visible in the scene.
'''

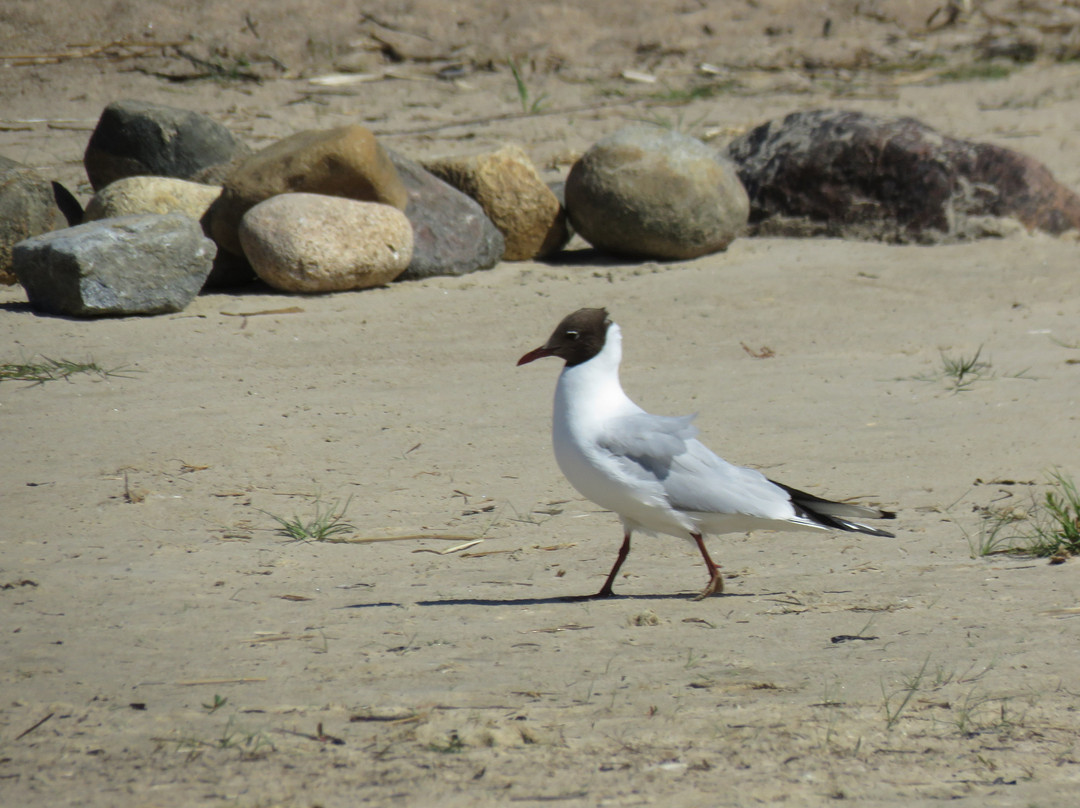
[517,307,895,600]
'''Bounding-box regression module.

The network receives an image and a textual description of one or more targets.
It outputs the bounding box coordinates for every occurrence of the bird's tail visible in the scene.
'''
[773,481,896,538]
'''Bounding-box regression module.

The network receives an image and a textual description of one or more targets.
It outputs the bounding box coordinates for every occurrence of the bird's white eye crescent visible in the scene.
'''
[566,330,579,340]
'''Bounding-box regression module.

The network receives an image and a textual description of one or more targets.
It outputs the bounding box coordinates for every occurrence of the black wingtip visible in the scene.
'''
[834,520,895,539]
[770,479,896,537]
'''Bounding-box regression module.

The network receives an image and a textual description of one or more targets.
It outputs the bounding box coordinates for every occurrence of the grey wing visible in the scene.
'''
[662,439,798,520]
[598,413,796,520]
[598,413,699,479]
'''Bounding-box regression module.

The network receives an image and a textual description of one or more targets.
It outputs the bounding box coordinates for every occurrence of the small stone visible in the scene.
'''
[0,156,69,284]
[423,145,568,261]
[726,108,1080,243]
[565,125,749,260]
[388,150,504,280]
[13,213,216,317]
[631,610,661,626]
[238,193,412,293]
[209,125,408,256]
[84,100,249,191]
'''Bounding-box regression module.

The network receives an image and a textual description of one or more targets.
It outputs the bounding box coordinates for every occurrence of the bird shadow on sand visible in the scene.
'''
[341,590,766,608]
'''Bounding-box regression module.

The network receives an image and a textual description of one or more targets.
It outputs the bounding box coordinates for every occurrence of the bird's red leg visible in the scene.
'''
[592,530,631,598]
[691,532,723,600]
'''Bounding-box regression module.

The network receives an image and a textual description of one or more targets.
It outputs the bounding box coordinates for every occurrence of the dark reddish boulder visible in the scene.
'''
[726,109,1080,243]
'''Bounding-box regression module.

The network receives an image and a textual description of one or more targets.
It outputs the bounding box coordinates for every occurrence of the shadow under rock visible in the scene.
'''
[537,246,656,267]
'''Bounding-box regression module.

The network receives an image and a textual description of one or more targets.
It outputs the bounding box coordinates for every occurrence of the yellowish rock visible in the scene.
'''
[423,145,567,261]
[83,176,221,222]
[238,193,412,293]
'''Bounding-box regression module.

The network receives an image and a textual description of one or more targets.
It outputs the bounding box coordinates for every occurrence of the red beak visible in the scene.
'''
[517,346,553,366]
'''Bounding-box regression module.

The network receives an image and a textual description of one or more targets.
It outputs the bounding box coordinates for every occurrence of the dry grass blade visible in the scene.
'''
[412,539,485,555]
[0,39,185,66]
[341,533,481,544]
[0,356,136,385]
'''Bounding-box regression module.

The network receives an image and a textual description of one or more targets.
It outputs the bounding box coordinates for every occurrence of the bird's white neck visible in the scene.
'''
[553,323,639,430]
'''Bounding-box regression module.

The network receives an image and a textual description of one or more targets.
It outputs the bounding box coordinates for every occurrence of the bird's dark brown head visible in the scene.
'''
[517,308,612,367]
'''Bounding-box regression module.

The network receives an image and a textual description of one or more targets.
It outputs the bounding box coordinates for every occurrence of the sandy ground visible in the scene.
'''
[4,2,1080,806]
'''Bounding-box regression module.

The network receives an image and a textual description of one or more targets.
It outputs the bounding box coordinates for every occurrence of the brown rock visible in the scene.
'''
[209,125,408,255]
[423,145,568,260]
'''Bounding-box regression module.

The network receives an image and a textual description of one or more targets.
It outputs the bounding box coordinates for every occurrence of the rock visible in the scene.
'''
[0,157,69,284]
[83,176,255,288]
[84,100,249,191]
[423,145,568,260]
[209,125,408,256]
[238,193,412,293]
[13,214,216,317]
[725,108,1080,243]
[191,153,248,187]
[565,125,749,260]
[387,150,504,280]
[84,176,222,222]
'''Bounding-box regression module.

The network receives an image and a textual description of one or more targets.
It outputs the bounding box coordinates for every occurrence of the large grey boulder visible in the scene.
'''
[13,214,216,317]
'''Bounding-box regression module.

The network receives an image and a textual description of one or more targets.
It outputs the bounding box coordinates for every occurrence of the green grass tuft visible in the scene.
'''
[968,471,1080,558]
[508,58,548,114]
[908,345,1032,393]
[937,63,1015,82]
[649,79,738,104]
[264,495,356,542]
[1020,470,1080,557]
